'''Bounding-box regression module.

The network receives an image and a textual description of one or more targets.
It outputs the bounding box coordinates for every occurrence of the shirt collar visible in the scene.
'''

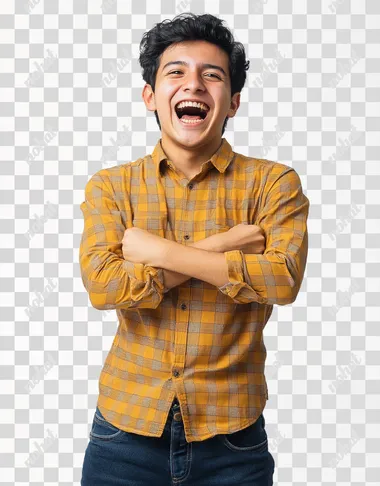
[151,137,235,178]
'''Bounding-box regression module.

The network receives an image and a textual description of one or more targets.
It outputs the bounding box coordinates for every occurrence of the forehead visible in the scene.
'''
[158,40,229,72]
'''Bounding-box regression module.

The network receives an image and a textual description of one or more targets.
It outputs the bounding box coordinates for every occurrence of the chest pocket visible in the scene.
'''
[132,207,177,244]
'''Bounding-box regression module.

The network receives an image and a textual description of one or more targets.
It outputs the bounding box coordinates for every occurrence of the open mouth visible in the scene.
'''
[174,101,210,126]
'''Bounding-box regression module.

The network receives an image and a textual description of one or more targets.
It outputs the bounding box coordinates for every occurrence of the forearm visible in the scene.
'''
[161,234,223,292]
[157,240,229,288]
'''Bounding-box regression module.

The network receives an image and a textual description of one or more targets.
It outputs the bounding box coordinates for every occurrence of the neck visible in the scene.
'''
[160,132,223,170]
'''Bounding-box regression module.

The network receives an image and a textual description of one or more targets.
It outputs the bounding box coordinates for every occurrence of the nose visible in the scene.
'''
[182,70,206,92]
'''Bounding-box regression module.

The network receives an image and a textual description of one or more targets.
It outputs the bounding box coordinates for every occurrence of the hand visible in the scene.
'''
[213,223,266,254]
[122,227,168,266]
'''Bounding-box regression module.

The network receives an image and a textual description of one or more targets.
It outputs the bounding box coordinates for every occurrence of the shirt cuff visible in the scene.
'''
[123,261,165,299]
[217,250,252,298]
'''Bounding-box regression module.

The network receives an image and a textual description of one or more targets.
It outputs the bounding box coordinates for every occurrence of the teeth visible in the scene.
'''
[175,101,209,112]
[181,117,204,124]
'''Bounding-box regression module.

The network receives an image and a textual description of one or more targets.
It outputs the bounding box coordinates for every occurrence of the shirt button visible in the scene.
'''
[184,235,189,240]
[173,412,182,422]
[188,183,193,189]
[180,303,187,310]
[173,369,180,378]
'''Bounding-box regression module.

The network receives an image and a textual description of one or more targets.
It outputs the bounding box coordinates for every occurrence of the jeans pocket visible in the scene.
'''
[89,406,125,442]
[219,414,268,452]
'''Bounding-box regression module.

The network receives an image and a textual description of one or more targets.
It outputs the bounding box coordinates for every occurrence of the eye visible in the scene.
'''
[168,71,221,79]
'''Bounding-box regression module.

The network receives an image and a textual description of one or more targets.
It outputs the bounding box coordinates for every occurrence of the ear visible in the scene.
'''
[142,84,156,112]
[227,92,241,119]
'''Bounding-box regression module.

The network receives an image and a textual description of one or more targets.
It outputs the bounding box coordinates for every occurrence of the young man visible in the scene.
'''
[79,12,309,486]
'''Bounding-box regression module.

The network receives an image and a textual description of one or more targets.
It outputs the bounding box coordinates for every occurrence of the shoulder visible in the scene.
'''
[85,155,148,191]
[233,150,295,178]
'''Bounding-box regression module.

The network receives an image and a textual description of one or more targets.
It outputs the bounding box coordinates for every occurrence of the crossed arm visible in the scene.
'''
[79,165,309,309]
[157,235,229,292]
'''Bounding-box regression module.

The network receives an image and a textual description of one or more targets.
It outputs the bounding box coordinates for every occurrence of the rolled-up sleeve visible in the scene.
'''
[79,170,164,310]
[218,166,309,305]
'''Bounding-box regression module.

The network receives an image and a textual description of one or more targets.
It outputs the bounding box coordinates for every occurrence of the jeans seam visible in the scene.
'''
[223,435,268,452]
[170,417,192,482]
[172,442,192,483]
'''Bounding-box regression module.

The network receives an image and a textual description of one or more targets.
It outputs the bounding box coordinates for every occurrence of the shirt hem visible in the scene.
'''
[96,399,268,443]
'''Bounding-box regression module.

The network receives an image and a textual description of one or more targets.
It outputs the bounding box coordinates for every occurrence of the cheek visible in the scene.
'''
[220,91,232,111]
[155,86,176,115]
[156,82,176,98]
[211,88,230,112]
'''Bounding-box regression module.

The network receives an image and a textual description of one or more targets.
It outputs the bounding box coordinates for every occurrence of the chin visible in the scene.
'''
[174,132,210,146]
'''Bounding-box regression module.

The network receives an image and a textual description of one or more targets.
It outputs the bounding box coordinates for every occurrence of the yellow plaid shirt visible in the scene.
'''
[79,137,309,443]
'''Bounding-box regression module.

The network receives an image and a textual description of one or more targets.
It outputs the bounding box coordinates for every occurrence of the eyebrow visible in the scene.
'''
[162,60,227,77]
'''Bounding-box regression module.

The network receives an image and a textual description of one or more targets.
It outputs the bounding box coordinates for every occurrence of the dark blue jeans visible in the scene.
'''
[81,398,275,485]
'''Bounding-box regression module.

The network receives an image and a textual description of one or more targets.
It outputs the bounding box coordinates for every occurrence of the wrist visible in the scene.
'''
[156,238,176,266]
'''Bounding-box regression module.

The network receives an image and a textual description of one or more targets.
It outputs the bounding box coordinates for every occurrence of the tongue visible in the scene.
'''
[181,115,202,120]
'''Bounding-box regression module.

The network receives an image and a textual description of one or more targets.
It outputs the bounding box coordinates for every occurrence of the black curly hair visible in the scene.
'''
[138,12,250,136]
